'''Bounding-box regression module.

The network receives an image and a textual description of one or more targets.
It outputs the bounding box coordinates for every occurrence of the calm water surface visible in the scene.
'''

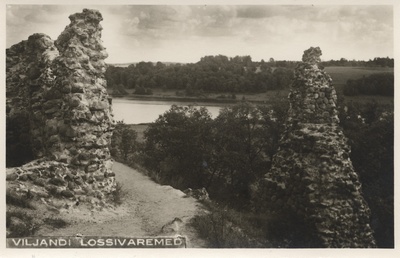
[112,98,225,124]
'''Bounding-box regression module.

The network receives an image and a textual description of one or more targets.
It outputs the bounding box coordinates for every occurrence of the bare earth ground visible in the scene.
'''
[38,162,208,248]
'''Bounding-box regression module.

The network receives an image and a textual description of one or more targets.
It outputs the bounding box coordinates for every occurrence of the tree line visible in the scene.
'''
[110,99,393,247]
[105,55,394,96]
[110,100,288,207]
[321,57,394,68]
[106,55,294,95]
[343,73,394,96]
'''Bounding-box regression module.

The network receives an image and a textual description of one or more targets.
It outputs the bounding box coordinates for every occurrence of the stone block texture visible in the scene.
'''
[261,47,376,247]
[6,9,116,206]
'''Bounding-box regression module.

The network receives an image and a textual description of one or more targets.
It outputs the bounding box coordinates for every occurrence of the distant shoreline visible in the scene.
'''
[110,94,270,105]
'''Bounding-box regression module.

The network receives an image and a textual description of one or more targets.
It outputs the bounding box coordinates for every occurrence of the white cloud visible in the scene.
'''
[6,5,394,63]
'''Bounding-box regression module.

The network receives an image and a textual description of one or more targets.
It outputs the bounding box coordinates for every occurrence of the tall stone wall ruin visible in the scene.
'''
[6,9,116,207]
[261,47,376,247]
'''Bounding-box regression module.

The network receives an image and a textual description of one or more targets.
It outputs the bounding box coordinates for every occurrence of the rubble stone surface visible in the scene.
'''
[261,47,376,247]
[6,9,116,209]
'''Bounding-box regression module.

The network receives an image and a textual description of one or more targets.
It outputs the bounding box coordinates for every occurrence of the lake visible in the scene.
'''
[112,98,226,124]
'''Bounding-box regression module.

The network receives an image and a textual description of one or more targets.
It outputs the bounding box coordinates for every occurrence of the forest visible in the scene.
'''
[6,53,394,247]
[105,55,394,97]
[83,54,396,247]
[343,73,394,96]
[110,97,393,247]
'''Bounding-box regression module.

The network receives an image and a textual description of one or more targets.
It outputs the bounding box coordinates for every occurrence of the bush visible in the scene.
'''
[134,86,153,95]
[339,101,394,247]
[6,211,41,238]
[343,73,394,96]
[43,217,69,229]
[111,181,127,206]
[175,91,185,96]
[142,105,214,190]
[190,202,273,248]
[112,84,129,96]
[6,191,35,209]
[110,122,139,162]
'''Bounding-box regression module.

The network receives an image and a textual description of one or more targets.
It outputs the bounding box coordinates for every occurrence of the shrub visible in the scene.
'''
[110,122,139,162]
[190,202,272,248]
[6,191,35,209]
[6,211,41,238]
[134,86,153,95]
[43,217,69,229]
[112,84,129,95]
[111,181,127,206]
[343,73,394,96]
[339,101,394,247]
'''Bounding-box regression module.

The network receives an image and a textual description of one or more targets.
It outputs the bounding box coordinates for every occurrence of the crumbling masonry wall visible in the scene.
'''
[6,9,116,206]
[261,47,376,247]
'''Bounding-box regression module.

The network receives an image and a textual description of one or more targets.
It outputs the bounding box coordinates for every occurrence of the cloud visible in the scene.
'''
[115,5,239,40]
[236,5,288,19]
[6,4,394,63]
[7,5,67,25]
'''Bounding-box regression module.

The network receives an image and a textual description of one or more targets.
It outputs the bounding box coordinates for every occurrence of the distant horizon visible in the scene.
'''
[107,55,394,65]
[7,5,393,63]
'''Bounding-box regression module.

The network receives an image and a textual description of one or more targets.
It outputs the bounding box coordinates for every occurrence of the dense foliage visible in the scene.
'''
[343,73,394,96]
[110,122,140,162]
[138,102,287,208]
[338,101,394,247]
[142,105,215,189]
[105,55,294,95]
[112,101,287,208]
[321,57,394,68]
[111,98,393,247]
[105,55,393,97]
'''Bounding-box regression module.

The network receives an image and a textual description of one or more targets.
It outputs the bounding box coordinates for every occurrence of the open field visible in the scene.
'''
[325,66,394,88]
[325,66,394,105]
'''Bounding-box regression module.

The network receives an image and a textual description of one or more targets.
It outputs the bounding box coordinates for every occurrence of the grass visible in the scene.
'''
[6,209,70,238]
[6,211,41,238]
[343,95,394,106]
[325,66,394,88]
[6,191,35,209]
[43,217,69,229]
[190,202,273,248]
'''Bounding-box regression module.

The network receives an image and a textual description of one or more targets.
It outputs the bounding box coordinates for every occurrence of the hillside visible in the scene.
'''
[5,7,393,249]
[38,162,208,247]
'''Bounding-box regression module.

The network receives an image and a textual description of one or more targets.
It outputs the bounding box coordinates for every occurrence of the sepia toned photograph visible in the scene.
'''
[3,0,396,256]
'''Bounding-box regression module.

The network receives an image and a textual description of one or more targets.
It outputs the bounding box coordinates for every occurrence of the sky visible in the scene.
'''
[5,4,394,64]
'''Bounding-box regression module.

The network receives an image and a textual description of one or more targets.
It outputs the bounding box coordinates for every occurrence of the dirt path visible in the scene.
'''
[39,162,208,247]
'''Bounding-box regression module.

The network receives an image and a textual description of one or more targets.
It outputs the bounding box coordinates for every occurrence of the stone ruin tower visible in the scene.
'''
[261,47,376,247]
[6,9,115,205]
[49,9,114,174]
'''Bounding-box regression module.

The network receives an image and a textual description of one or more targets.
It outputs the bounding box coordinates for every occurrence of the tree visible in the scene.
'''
[339,102,394,247]
[343,73,394,97]
[211,102,282,208]
[112,84,128,96]
[142,105,214,189]
[110,122,138,162]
